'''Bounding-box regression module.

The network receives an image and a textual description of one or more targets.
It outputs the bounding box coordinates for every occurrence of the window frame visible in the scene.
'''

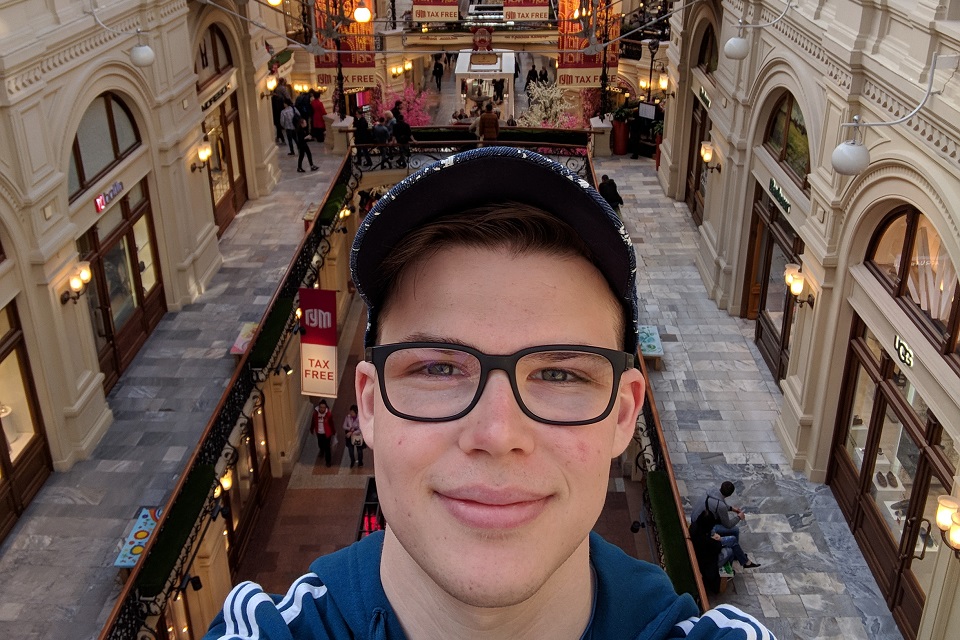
[68,93,141,203]
[866,207,960,374]
[696,24,718,76]
[762,93,811,193]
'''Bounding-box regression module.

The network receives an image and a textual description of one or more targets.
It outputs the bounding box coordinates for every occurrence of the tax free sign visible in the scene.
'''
[299,288,338,398]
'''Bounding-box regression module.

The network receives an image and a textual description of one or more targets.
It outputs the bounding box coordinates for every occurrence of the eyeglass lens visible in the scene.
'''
[381,346,617,423]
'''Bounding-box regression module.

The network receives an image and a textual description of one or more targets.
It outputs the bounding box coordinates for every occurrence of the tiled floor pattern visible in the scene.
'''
[0,70,904,640]
[600,154,903,639]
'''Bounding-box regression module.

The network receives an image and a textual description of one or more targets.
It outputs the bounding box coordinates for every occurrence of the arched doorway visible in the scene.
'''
[683,24,717,225]
[828,207,960,639]
[68,93,167,392]
[196,24,249,237]
[741,91,810,382]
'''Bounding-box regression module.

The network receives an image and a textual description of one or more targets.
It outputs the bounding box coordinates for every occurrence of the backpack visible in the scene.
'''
[689,496,720,540]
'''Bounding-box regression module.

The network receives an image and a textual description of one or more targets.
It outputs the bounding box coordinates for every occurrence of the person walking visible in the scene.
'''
[597,175,624,216]
[279,99,298,155]
[271,91,285,145]
[295,90,313,138]
[295,117,319,173]
[343,404,364,468]
[525,64,538,92]
[311,399,334,467]
[471,102,499,144]
[538,66,549,84]
[392,113,413,167]
[432,57,444,91]
[310,91,327,142]
[353,110,373,167]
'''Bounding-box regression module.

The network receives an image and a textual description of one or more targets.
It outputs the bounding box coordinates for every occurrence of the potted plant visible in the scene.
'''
[611,106,631,155]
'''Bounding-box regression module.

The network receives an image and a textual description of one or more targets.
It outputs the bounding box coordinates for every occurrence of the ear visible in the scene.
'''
[355,361,378,449]
[611,366,645,457]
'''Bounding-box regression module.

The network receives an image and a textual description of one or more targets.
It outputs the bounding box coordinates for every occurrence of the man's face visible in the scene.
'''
[356,246,644,608]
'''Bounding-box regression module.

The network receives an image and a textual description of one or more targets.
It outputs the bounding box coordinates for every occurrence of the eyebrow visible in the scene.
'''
[400,333,476,348]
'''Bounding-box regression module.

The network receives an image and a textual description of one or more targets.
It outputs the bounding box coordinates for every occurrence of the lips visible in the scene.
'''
[436,487,551,530]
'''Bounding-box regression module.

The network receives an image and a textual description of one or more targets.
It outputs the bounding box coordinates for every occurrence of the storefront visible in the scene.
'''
[69,93,166,393]
[196,24,248,237]
[829,207,960,639]
[0,301,52,541]
[682,24,716,226]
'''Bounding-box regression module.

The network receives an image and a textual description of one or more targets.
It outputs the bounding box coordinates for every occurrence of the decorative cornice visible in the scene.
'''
[761,5,852,91]
[3,0,189,101]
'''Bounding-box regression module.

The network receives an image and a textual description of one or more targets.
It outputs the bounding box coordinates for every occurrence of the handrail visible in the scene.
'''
[635,352,710,609]
[98,156,356,640]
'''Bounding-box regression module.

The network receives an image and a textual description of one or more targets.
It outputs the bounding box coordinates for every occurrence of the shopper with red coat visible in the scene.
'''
[311,399,335,467]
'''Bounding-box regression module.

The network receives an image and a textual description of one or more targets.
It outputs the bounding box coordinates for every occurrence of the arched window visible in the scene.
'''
[763,93,810,190]
[867,208,960,366]
[67,93,141,202]
[195,24,234,91]
[697,25,718,75]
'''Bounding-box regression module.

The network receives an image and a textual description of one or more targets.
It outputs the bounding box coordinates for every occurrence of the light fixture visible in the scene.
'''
[261,75,278,99]
[784,263,814,307]
[658,72,669,92]
[60,261,93,305]
[130,30,156,68]
[267,0,282,5]
[724,3,794,60]
[89,11,155,68]
[220,469,234,492]
[191,136,213,173]
[699,142,721,173]
[403,60,412,72]
[936,495,960,558]
[276,363,293,376]
[831,52,960,175]
[353,0,372,23]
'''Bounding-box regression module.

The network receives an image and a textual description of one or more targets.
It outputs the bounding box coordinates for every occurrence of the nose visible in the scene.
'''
[457,369,535,456]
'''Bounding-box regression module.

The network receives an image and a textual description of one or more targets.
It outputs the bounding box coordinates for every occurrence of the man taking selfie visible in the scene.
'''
[204,147,771,639]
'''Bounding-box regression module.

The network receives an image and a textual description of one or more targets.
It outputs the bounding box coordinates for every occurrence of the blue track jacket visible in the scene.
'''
[204,531,773,639]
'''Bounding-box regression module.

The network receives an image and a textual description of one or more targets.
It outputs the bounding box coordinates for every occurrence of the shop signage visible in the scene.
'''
[95,181,124,213]
[768,178,792,214]
[894,335,914,367]
[315,0,375,90]
[201,83,231,112]
[412,0,458,21]
[698,86,711,108]
[503,0,549,21]
[300,288,339,397]
[556,0,619,89]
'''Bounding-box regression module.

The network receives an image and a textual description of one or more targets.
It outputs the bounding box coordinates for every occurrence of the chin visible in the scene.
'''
[436,570,544,609]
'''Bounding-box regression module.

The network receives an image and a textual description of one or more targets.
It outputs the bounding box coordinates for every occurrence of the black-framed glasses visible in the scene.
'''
[365,342,635,426]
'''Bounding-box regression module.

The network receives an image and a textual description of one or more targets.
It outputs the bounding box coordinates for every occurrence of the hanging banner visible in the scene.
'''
[556,0,621,89]
[412,0,459,21]
[503,0,549,21]
[299,288,338,398]
[315,0,376,89]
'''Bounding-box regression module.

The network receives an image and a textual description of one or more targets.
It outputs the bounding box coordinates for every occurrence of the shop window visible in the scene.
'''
[843,361,876,473]
[696,25,718,75]
[68,94,141,201]
[195,24,234,91]
[763,93,810,190]
[866,208,960,368]
[0,304,46,469]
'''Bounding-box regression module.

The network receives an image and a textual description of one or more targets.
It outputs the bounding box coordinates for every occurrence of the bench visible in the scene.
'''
[638,324,664,370]
[114,506,162,582]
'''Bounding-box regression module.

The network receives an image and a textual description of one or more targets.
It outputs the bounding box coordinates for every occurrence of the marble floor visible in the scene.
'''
[0,64,903,640]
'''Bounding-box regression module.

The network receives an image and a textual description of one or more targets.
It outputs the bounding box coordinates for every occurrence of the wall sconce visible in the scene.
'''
[699,142,721,173]
[724,3,794,60]
[220,468,234,492]
[276,363,294,376]
[191,137,213,173]
[936,496,960,558]
[831,52,959,175]
[178,573,203,592]
[404,60,413,72]
[60,261,92,305]
[260,75,278,99]
[784,263,814,307]
[390,65,403,79]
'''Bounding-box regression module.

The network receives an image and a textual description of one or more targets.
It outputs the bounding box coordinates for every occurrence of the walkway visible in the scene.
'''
[0,68,902,639]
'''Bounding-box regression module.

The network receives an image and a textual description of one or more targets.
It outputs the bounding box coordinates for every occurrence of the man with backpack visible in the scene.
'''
[689,481,760,586]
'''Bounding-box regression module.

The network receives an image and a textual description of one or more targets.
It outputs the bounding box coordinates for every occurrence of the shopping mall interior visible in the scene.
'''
[1,1,960,638]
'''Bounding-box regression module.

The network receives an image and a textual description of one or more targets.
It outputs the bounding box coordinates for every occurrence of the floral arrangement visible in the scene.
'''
[385,84,432,126]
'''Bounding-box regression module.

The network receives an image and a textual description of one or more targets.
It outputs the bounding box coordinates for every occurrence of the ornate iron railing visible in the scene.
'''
[98,157,356,640]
